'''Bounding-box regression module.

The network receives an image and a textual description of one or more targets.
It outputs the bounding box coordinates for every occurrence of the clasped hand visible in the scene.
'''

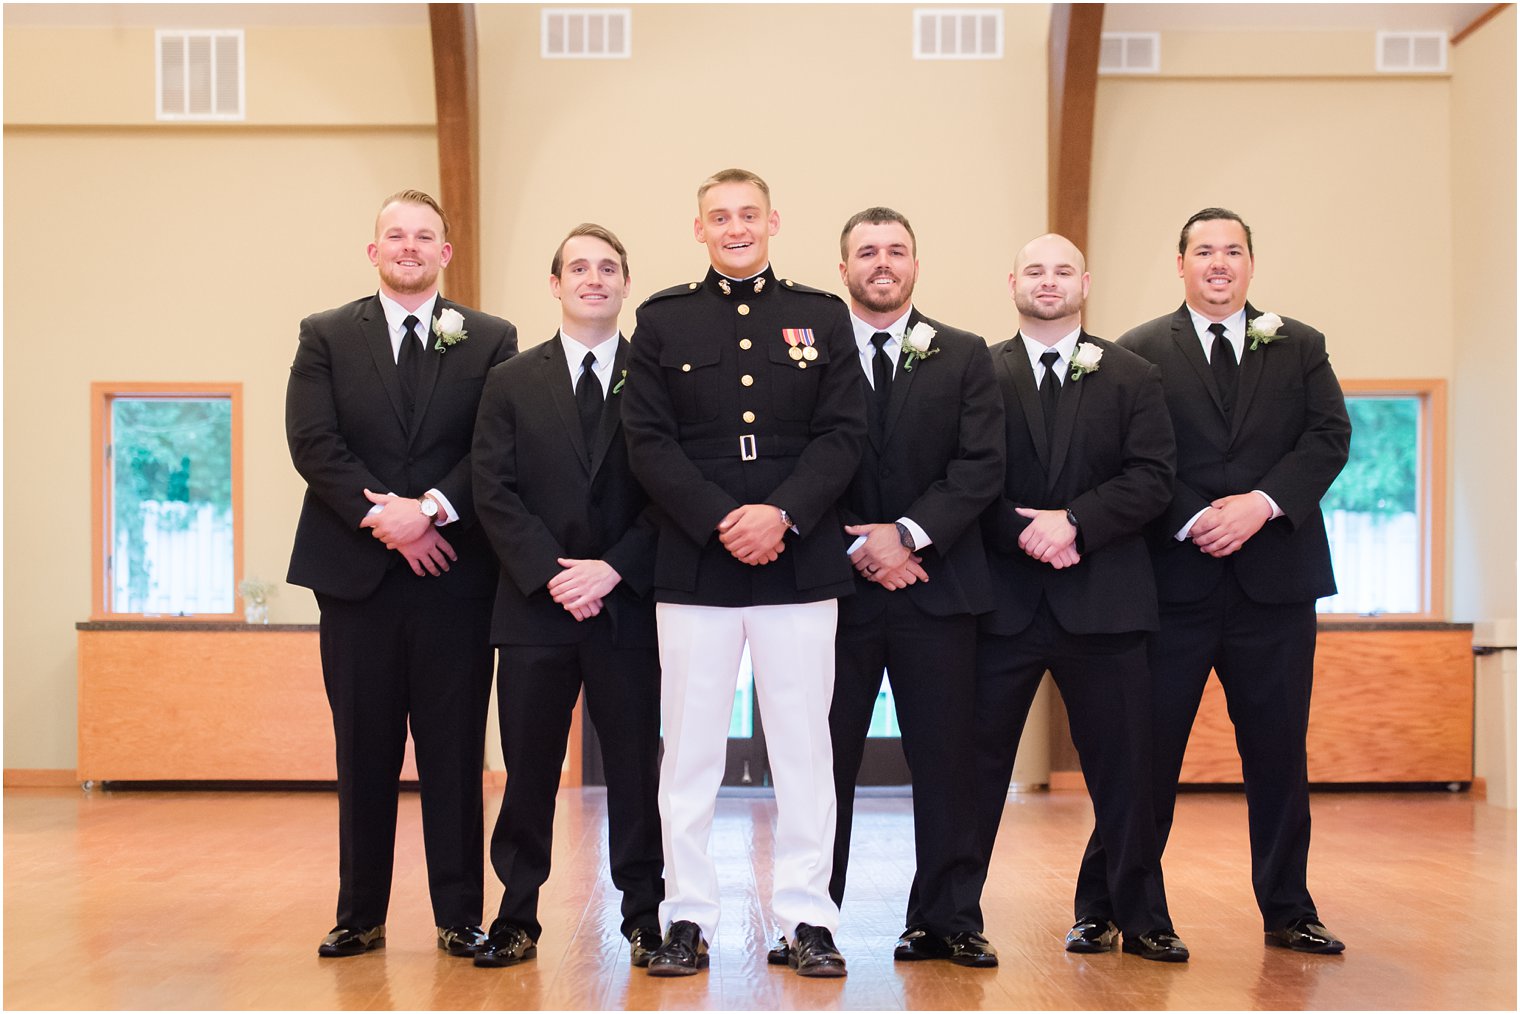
[844,523,929,590]
[717,504,787,565]
[548,558,621,622]
[1189,493,1270,558]
[1014,507,1081,569]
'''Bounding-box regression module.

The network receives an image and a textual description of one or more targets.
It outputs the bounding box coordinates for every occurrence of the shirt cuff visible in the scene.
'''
[1254,489,1283,520]
[1175,506,1210,542]
[897,517,931,551]
[427,488,457,527]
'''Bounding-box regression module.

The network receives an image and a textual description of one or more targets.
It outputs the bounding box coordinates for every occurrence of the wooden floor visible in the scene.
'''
[4,785,1514,1011]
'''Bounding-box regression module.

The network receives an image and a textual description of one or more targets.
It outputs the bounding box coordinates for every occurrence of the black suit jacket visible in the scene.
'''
[286,293,518,600]
[838,310,1004,623]
[472,334,658,648]
[623,266,867,606]
[1118,303,1350,606]
[981,332,1176,637]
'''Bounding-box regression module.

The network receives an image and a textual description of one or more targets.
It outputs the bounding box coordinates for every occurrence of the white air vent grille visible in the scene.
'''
[156,29,244,121]
[1099,32,1160,74]
[542,8,631,58]
[1377,31,1447,72]
[914,8,1003,60]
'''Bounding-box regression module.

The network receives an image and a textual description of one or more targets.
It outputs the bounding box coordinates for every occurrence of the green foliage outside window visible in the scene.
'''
[1322,397,1417,516]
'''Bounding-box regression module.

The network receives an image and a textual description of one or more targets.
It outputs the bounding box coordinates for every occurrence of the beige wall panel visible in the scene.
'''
[4,127,436,768]
[1159,30,1386,78]
[1448,5,1517,625]
[3,25,433,126]
[474,4,1050,348]
[1086,75,1453,384]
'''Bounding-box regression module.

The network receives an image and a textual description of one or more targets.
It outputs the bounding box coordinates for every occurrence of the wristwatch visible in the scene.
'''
[778,507,796,531]
[894,521,915,549]
[419,495,440,520]
[1064,507,1079,531]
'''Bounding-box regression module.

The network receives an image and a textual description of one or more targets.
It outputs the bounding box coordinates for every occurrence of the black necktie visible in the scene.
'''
[1209,322,1237,415]
[1039,349,1061,446]
[870,332,894,413]
[575,351,603,448]
[399,314,421,411]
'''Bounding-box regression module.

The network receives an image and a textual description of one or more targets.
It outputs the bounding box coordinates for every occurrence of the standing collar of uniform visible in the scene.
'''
[703,263,776,298]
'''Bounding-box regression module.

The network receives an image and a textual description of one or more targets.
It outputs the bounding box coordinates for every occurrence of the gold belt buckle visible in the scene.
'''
[739,434,758,461]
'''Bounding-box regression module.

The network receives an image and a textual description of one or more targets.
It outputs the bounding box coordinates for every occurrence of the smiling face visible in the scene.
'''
[694,181,779,278]
[840,219,918,325]
[1010,233,1089,327]
[368,199,452,302]
[1178,216,1254,321]
[550,233,630,334]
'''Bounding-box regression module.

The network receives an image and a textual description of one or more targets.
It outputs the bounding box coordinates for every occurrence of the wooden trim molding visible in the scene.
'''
[1452,3,1511,45]
[1047,3,1105,250]
[428,4,481,311]
[4,770,78,788]
[89,382,244,621]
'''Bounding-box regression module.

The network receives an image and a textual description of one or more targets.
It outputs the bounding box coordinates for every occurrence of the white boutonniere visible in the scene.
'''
[900,322,940,372]
[612,369,627,395]
[432,307,469,353]
[1247,311,1285,351]
[1069,341,1103,381]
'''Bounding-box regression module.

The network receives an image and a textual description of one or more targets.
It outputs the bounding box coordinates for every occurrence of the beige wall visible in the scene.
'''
[3,6,1514,772]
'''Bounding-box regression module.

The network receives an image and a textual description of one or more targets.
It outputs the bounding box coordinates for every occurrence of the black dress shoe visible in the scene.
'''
[1065,918,1120,953]
[946,931,999,968]
[646,920,709,977]
[766,935,791,966]
[472,924,537,968]
[629,925,662,968]
[789,923,847,978]
[317,925,385,957]
[436,925,487,957]
[1122,930,1190,963]
[1266,918,1345,954]
[893,926,951,961]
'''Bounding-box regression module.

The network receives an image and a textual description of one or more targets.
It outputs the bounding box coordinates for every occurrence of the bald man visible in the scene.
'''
[970,234,1187,961]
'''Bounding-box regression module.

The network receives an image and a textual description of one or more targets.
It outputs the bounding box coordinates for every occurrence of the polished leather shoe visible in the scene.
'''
[629,925,662,968]
[946,931,999,968]
[1122,930,1190,963]
[317,925,385,957]
[646,920,709,976]
[789,923,847,978]
[1266,918,1345,954]
[437,925,487,957]
[472,924,537,968]
[766,935,791,966]
[1065,917,1120,953]
[893,926,951,961]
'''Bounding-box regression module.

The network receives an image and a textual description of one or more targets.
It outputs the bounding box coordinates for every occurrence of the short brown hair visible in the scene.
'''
[696,168,771,206]
[376,189,450,239]
[551,223,630,280]
[1179,207,1253,256]
[839,206,917,260]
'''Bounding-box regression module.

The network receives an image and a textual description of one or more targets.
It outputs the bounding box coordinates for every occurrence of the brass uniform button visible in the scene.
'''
[741,374,754,386]
[737,304,750,316]
[739,338,752,350]
[742,411,756,424]
[681,364,691,372]
[798,361,808,369]
[785,279,795,287]
[688,282,699,289]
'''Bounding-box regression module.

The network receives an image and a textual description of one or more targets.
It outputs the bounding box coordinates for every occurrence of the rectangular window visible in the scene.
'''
[92,384,243,618]
[1318,380,1445,618]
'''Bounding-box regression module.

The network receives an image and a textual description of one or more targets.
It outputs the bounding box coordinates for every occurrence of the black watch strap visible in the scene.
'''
[894,521,915,549]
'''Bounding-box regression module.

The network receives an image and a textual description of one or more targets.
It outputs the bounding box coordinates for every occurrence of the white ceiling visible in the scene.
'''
[3,2,1500,36]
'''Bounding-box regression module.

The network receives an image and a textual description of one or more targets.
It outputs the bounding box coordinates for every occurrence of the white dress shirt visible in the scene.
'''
[847,307,930,552]
[560,329,620,396]
[368,289,455,526]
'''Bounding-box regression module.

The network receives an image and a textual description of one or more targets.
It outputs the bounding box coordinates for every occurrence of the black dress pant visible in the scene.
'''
[491,625,663,941]
[830,597,982,936]
[317,567,494,929]
[1075,566,1320,931]
[972,600,1171,937]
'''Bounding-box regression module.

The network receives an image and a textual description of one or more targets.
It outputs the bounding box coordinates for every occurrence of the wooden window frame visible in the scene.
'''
[1320,378,1447,621]
[90,382,244,621]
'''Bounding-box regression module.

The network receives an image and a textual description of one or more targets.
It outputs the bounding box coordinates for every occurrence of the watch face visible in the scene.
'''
[421,498,438,517]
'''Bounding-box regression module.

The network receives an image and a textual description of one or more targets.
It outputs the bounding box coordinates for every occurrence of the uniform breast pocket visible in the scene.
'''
[766,341,826,420]
[659,344,723,422]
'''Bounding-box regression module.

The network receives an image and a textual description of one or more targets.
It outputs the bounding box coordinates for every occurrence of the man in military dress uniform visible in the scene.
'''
[621,168,866,978]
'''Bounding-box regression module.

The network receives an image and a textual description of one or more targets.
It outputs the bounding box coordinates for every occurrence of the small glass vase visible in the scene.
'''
[244,600,269,625]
